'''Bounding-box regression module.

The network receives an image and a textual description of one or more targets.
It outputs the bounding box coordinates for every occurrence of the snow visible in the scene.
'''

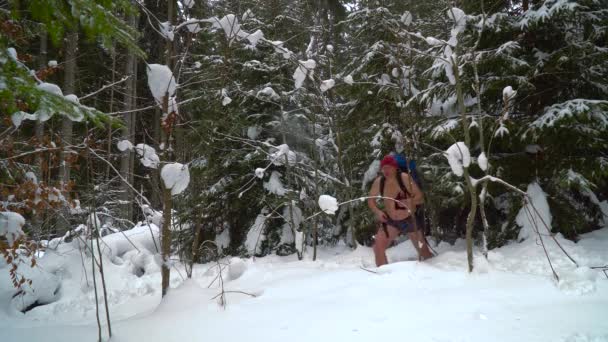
[326,44,334,53]
[185,21,202,33]
[245,29,264,47]
[256,86,280,100]
[181,0,194,9]
[269,144,297,166]
[503,86,516,101]
[263,171,286,196]
[0,211,25,245]
[478,152,488,171]
[293,59,316,89]
[146,64,176,104]
[244,212,266,254]
[344,75,354,85]
[495,124,510,138]
[254,168,265,178]
[401,11,412,26]
[318,195,339,215]
[47,60,57,67]
[445,142,471,177]
[320,79,335,92]
[242,9,254,21]
[135,144,160,169]
[516,182,552,241]
[25,172,37,184]
[247,126,261,140]
[215,14,241,40]
[2,224,608,342]
[37,82,63,96]
[215,229,230,253]
[64,94,79,104]
[280,205,302,244]
[222,96,232,106]
[159,21,174,41]
[425,36,442,46]
[11,111,37,128]
[161,163,190,196]
[7,47,17,61]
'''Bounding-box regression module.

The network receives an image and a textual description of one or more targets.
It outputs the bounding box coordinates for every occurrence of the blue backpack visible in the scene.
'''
[393,153,422,189]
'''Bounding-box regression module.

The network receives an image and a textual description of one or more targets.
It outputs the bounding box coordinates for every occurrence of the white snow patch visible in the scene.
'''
[146,64,177,103]
[37,82,63,96]
[161,163,190,196]
[318,195,339,215]
[516,182,551,241]
[25,172,37,184]
[401,11,412,26]
[7,47,17,61]
[263,171,286,196]
[48,60,58,67]
[244,213,267,254]
[293,59,316,89]
[320,79,335,92]
[11,111,37,128]
[181,0,195,9]
[215,229,230,254]
[222,96,232,106]
[445,142,471,177]
[227,257,246,280]
[254,168,265,179]
[257,86,280,101]
[160,22,174,41]
[135,144,160,169]
[247,126,261,140]
[0,211,25,245]
[503,86,516,101]
[478,152,488,171]
[343,75,354,85]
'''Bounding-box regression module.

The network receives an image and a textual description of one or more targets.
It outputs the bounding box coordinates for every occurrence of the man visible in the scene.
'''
[367,155,433,266]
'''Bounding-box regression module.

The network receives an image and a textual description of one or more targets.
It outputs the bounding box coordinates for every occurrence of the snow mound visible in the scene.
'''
[228,257,247,280]
[516,182,551,241]
[558,267,598,295]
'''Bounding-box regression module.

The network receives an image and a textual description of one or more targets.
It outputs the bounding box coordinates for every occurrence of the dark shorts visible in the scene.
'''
[384,217,416,234]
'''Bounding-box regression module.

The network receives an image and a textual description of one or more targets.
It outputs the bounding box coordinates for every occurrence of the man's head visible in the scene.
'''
[380,155,398,177]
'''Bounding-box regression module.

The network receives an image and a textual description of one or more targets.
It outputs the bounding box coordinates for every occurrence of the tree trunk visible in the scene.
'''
[453,57,478,273]
[59,30,78,187]
[120,13,138,223]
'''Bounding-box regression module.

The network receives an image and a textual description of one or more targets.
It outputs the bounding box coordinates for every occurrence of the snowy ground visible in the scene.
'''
[1,226,608,342]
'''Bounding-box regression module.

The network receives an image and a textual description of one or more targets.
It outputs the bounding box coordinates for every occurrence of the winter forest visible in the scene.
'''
[1,0,608,341]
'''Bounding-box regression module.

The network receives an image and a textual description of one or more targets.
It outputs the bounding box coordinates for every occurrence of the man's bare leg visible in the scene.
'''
[408,230,433,260]
[373,224,400,266]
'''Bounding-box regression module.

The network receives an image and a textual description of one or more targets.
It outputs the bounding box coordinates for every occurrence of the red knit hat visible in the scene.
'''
[380,155,398,169]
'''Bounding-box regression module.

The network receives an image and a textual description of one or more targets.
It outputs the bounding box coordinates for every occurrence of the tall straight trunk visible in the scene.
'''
[59,30,78,187]
[120,13,138,223]
[453,57,478,273]
[160,0,177,297]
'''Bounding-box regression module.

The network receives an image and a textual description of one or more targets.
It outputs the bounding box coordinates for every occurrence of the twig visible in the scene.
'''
[210,290,258,300]
[80,76,130,100]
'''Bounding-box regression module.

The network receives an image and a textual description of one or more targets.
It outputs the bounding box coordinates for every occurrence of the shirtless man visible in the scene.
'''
[368,155,433,266]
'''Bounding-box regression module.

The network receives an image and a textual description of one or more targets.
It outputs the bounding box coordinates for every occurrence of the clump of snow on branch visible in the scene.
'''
[263,171,286,196]
[117,140,134,152]
[11,111,37,128]
[280,204,302,244]
[344,75,354,85]
[37,82,63,96]
[503,86,516,102]
[161,163,191,196]
[318,195,339,215]
[146,64,177,104]
[257,86,280,101]
[135,144,160,169]
[0,211,25,245]
[320,79,335,92]
[293,59,316,89]
[254,168,265,179]
[516,182,551,241]
[181,0,195,9]
[445,142,471,177]
[160,22,174,41]
[269,144,296,166]
[478,152,488,171]
[401,11,412,26]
